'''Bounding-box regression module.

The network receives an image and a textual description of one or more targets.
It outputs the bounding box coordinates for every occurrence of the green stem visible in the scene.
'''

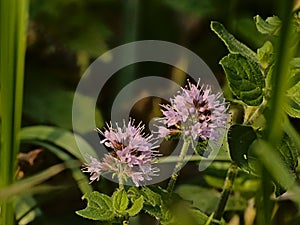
[118,165,124,190]
[256,167,273,225]
[266,0,294,143]
[0,0,29,223]
[214,163,238,221]
[244,99,268,125]
[167,140,190,194]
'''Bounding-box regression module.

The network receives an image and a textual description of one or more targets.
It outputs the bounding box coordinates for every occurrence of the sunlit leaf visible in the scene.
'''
[285,70,300,118]
[291,58,300,69]
[112,189,129,215]
[76,191,114,221]
[220,54,265,105]
[257,41,274,69]
[211,21,257,62]
[254,15,281,35]
[127,196,144,217]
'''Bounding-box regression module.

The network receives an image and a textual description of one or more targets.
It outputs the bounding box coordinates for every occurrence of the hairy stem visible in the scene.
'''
[167,140,190,194]
[214,163,238,221]
[118,165,124,190]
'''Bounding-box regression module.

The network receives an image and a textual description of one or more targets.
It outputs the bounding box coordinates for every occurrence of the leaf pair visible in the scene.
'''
[212,16,300,117]
[76,189,144,221]
[211,21,265,106]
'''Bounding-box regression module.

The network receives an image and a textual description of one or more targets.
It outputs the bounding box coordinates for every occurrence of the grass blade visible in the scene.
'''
[0,0,29,223]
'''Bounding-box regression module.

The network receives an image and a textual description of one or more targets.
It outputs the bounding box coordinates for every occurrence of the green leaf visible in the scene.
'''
[220,54,265,106]
[277,133,299,173]
[28,140,92,194]
[15,195,42,225]
[257,41,274,69]
[291,57,300,69]
[176,185,218,214]
[23,75,104,134]
[112,189,129,214]
[191,209,211,225]
[254,15,281,35]
[0,0,28,223]
[285,72,300,118]
[76,191,114,221]
[250,139,295,190]
[228,125,257,170]
[128,186,163,219]
[274,133,299,196]
[210,21,257,62]
[140,187,162,207]
[127,196,144,217]
[21,126,97,161]
[291,58,300,69]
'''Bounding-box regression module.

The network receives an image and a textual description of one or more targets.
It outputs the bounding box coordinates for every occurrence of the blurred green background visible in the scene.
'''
[23,0,281,131]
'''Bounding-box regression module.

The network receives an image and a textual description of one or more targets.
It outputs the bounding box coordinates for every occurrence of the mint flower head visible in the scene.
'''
[83,120,160,187]
[156,79,227,143]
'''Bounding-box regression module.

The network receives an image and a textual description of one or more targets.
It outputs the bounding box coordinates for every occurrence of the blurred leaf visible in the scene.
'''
[234,16,265,49]
[250,139,295,190]
[15,195,42,225]
[274,133,299,196]
[0,163,66,202]
[21,125,97,161]
[23,78,103,133]
[220,54,265,105]
[169,203,208,225]
[176,184,248,214]
[257,41,274,69]
[228,125,257,170]
[127,196,144,217]
[30,0,111,56]
[29,140,92,194]
[211,21,257,62]
[112,189,129,215]
[176,185,219,214]
[204,162,260,192]
[284,70,300,118]
[283,115,300,152]
[0,0,28,222]
[291,58,300,68]
[254,15,281,35]
[164,0,221,17]
[277,133,299,173]
[66,22,110,56]
[76,191,114,221]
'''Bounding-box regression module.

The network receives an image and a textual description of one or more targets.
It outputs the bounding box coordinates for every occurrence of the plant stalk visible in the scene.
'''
[0,0,29,224]
[167,140,190,194]
[214,163,238,221]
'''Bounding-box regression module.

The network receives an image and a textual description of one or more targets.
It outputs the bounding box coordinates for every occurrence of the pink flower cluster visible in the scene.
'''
[83,121,159,187]
[156,80,227,142]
